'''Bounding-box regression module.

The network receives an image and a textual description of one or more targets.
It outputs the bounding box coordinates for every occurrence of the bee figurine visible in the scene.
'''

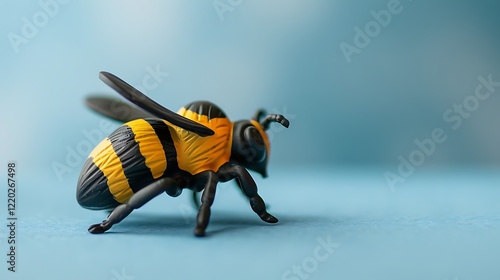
[76,72,290,237]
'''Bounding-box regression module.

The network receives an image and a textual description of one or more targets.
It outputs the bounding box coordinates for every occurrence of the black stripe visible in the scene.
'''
[145,119,179,175]
[108,125,155,194]
[77,158,119,210]
[183,101,227,120]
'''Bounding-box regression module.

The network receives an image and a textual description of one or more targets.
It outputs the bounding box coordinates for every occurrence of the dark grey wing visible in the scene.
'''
[99,71,214,137]
[85,95,155,122]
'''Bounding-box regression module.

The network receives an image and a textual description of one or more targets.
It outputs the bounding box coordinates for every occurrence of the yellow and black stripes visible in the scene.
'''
[147,119,178,171]
[77,157,119,210]
[76,118,180,209]
[77,103,235,209]
[109,123,155,197]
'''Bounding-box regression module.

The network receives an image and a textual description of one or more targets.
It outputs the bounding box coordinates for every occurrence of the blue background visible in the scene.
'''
[1,1,500,279]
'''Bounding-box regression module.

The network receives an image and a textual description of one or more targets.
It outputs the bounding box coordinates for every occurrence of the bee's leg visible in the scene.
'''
[217,163,278,223]
[88,178,179,234]
[192,171,218,237]
[191,191,201,209]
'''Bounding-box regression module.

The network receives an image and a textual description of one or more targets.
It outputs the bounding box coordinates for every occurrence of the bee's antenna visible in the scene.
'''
[252,109,267,122]
[260,114,290,130]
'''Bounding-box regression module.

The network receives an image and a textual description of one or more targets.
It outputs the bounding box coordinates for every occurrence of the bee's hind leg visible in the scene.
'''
[88,178,180,234]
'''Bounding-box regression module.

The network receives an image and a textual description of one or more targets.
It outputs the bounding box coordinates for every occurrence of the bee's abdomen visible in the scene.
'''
[77,157,119,210]
[76,119,178,209]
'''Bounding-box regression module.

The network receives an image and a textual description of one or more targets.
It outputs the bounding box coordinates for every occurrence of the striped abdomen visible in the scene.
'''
[77,118,178,210]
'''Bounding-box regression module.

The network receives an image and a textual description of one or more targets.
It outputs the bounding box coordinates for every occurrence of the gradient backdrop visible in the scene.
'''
[1,1,500,280]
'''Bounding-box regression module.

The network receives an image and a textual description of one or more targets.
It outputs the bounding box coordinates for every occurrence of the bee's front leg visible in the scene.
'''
[191,171,218,237]
[217,163,278,223]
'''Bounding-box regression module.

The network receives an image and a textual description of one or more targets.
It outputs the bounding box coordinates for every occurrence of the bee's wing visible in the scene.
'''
[99,71,215,137]
[85,95,155,122]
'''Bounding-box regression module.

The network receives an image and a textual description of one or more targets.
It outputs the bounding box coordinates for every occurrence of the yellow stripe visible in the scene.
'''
[127,119,167,179]
[89,138,110,159]
[178,107,210,124]
[92,138,133,203]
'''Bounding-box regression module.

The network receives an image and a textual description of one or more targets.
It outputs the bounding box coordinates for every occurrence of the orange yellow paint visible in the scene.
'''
[171,108,233,175]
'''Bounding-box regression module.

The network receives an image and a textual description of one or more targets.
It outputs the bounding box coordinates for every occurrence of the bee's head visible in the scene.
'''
[231,110,289,177]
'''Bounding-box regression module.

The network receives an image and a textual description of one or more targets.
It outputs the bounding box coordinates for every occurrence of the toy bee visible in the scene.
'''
[76,72,290,237]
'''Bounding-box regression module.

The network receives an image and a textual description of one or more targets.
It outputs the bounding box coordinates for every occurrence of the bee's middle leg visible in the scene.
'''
[192,171,218,237]
[88,178,180,234]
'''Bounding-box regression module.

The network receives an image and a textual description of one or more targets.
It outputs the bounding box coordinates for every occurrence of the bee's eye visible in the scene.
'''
[244,126,266,162]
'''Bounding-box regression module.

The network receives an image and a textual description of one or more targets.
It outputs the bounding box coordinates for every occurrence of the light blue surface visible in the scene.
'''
[1,168,500,280]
